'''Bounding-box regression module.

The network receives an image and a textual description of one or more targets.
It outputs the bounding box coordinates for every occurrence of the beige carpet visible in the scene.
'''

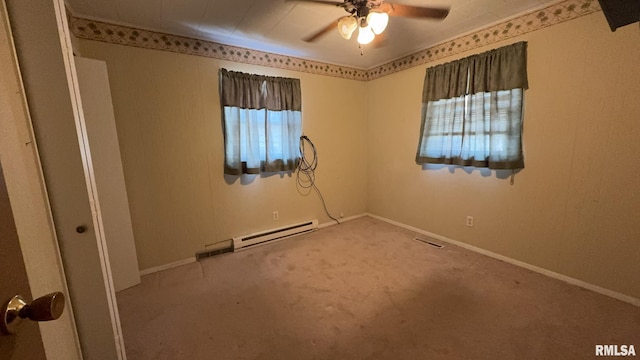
[117,216,640,359]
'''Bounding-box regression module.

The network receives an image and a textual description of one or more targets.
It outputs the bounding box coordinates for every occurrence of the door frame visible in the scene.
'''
[0,0,81,358]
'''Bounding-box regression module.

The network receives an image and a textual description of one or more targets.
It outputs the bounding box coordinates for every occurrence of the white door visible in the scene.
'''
[5,0,126,358]
[0,1,81,358]
[75,57,141,292]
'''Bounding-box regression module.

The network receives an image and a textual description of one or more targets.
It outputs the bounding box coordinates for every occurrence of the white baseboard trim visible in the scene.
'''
[366,213,640,307]
[318,213,367,229]
[139,257,196,276]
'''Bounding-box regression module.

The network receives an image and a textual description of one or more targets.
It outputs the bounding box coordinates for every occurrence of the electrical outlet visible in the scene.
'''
[273,211,279,220]
[466,216,474,227]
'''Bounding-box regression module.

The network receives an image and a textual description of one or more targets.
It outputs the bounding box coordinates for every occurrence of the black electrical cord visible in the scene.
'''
[296,135,340,225]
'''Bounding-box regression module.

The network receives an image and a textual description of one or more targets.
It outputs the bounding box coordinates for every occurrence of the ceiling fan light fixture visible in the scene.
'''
[367,10,389,35]
[337,16,358,39]
[357,24,375,45]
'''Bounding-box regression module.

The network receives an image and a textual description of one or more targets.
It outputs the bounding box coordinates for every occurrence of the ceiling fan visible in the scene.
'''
[287,0,450,45]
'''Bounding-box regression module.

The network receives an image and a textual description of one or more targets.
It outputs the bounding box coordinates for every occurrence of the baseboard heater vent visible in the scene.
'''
[414,237,445,249]
[233,219,318,251]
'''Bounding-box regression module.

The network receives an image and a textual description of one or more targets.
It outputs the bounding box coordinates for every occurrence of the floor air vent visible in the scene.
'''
[196,246,233,260]
[233,219,318,251]
[414,237,445,249]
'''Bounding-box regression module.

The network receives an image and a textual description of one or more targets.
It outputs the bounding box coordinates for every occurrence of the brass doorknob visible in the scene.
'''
[1,292,65,335]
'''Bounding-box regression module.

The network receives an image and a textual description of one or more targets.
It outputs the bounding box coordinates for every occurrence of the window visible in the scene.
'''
[219,69,302,175]
[416,41,528,170]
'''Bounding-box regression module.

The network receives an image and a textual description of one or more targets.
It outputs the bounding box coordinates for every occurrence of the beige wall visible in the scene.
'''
[78,40,368,270]
[366,13,640,299]
[79,11,640,299]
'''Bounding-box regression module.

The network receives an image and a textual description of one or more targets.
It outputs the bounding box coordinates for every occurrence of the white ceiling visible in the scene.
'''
[65,0,558,69]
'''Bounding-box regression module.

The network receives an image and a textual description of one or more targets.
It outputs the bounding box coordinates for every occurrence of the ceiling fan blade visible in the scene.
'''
[303,18,341,42]
[380,3,450,20]
[285,0,345,7]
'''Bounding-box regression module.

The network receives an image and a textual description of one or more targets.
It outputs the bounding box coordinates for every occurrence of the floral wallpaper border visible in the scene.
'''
[68,17,368,80]
[368,0,601,80]
[69,0,600,82]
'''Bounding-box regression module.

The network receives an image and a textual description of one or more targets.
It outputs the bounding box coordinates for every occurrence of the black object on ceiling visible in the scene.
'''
[597,0,640,31]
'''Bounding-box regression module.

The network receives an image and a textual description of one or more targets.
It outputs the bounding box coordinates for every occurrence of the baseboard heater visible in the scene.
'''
[233,219,318,251]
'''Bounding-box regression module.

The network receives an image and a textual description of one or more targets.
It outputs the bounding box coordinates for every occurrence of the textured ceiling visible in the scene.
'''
[66,0,560,69]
